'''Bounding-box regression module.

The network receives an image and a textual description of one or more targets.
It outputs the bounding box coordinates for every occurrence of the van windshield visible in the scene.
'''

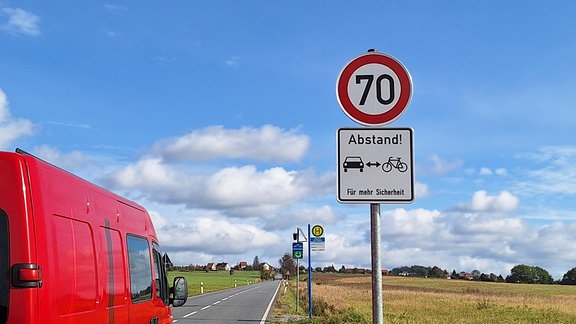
[0,210,8,323]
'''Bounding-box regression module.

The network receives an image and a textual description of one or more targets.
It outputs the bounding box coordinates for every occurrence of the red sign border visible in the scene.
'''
[337,53,412,126]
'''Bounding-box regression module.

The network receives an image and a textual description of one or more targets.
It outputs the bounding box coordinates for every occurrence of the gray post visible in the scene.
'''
[371,203,383,324]
[296,258,299,312]
[307,224,313,319]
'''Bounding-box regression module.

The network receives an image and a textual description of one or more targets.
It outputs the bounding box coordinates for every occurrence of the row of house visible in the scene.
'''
[204,262,275,272]
[397,270,475,280]
[338,268,390,275]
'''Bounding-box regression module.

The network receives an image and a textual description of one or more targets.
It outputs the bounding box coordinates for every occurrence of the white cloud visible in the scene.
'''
[479,167,492,175]
[32,145,85,171]
[495,168,508,176]
[0,89,34,149]
[1,7,40,36]
[46,120,92,129]
[111,157,185,190]
[517,146,576,195]
[479,167,508,176]
[414,182,430,198]
[421,154,462,175]
[155,216,280,255]
[458,190,519,212]
[153,125,310,162]
[263,205,337,231]
[103,4,127,13]
[382,208,443,238]
[105,157,331,217]
[225,56,240,67]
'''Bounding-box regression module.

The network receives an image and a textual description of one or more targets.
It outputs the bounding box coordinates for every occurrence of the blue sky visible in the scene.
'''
[2,1,576,279]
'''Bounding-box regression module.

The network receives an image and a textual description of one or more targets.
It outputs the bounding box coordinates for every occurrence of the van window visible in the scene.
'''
[127,235,152,303]
[0,210,8,323]
[152,242,169,305]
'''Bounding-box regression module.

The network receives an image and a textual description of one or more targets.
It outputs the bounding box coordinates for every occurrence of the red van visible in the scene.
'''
[0,149,187,323]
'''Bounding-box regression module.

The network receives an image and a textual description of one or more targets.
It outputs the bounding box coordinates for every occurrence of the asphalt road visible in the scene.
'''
[172,280,281,323]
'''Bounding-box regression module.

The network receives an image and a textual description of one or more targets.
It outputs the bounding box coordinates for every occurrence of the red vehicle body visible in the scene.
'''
[0,149,187,323]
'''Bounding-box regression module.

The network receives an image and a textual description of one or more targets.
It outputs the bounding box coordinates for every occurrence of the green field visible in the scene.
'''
[168,270,261,296]
[273,274,576,323]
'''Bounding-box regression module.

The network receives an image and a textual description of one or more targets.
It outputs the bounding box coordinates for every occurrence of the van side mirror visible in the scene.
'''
[171,276,188,307]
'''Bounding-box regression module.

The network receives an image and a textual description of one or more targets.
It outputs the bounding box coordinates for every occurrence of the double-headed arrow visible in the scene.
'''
[366,161,381,168]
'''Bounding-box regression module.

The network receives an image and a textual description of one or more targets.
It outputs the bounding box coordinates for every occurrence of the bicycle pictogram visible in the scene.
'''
[382,157,408,173]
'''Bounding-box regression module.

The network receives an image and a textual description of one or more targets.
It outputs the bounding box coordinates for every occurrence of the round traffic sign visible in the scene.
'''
[336,52,412,126]
[311,225,324,237]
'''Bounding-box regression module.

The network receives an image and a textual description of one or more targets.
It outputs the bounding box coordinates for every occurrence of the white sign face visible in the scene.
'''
[337,128,414,203]
[346,63,402,115]
[310,237,325,251]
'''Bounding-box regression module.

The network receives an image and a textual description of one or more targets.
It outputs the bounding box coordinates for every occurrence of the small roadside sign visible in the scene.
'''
[292,242,304,259]
[310,237,325,251]
[311,225,324,237]
[337,127,414,203]
[310,225,325,251]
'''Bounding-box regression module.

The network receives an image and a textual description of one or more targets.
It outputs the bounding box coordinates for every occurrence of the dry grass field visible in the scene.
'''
[282,273,576,323]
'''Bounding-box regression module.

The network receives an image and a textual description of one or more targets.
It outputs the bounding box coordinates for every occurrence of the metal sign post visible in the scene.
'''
[293,228,307,314]
[370,204,383,324]
[296,258,299,312]
[307,224,313,319]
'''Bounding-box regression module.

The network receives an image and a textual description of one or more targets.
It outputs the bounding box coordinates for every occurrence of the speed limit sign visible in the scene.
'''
[336,52,412,126]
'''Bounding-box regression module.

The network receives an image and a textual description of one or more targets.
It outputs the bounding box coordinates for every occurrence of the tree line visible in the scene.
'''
[275,251,576,285]
[391,264,576,285]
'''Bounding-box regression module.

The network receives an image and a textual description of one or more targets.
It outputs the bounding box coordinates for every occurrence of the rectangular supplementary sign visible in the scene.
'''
[337,127,414,203]
[310,237,325,251]
[292,242,304,251]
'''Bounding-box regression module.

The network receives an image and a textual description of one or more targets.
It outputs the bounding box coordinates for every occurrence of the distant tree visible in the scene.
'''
[391,266,411,276]
[506,264,553,284]
[253,256,261,271]
[530,266,553,284]
[260,269,274,280]
[315,267,323,272]
[340,265,346,273]
[412,265,430,277]
[489,273,498,282]
[391,265,425,277]
[560,267,576,285]
[278,253,296,278]
[478,273,499,282]
[324,265,337,273]
[472,270,481,280]
[430,266,445,278]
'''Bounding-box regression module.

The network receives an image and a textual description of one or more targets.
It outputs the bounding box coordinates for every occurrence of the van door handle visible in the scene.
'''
[150,317,159,324]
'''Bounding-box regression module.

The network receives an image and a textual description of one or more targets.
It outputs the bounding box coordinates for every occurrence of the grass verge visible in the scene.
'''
[168,270,261,296]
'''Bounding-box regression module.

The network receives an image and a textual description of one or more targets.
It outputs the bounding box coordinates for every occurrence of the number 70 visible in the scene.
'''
[355,74,395,106]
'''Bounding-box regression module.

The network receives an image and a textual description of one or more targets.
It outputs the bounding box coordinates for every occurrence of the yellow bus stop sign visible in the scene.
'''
[311,225,324,237]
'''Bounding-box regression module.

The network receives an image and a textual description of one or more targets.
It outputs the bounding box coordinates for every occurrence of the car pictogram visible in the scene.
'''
[343,156,364,172]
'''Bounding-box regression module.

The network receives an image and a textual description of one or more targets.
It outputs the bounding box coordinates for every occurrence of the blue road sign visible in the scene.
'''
[293,242,304,251]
